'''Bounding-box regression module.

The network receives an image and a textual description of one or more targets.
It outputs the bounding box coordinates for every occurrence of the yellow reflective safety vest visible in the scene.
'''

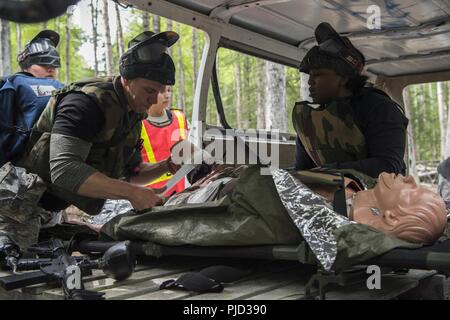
[141,108,188,194]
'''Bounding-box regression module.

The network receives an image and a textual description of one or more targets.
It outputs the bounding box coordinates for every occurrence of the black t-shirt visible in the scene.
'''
[52,93,105,141]
[295,87,409,178]
[50,91,142,173]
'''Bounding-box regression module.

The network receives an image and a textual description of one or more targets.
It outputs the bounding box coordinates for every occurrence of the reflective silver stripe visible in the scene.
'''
[270,167,353,271]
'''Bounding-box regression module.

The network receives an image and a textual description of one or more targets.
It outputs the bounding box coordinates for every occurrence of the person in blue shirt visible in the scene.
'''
[17,29,62,80]
[0,30,65,165]
[0,30,65,264]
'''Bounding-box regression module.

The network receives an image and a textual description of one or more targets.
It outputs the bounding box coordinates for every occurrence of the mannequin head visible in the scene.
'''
[351,173,447,244]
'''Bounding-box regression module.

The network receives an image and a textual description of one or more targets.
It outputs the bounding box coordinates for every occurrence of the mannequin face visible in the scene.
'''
[351,173,446,244]
[352,173,411,229]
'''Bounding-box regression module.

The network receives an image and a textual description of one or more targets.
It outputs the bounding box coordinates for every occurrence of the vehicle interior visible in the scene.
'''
[1,0,449,300]
[123,0,450,170]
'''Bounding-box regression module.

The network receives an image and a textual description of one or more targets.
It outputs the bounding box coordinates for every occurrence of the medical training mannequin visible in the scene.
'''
[65,164,447,246]
[348,172,446,245]
[168,165,447,245]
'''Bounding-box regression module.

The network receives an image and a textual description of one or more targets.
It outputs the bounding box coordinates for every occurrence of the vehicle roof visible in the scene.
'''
[163,0,450,78]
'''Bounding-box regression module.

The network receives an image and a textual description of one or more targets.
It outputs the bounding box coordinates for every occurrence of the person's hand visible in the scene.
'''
[165,157,181,174]
[128,186,163,211]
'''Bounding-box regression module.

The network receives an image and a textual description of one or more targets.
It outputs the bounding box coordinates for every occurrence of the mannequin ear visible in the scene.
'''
[383,210,399,227]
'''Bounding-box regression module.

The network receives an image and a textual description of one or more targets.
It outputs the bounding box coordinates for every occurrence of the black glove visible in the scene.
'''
[0,236,21,270]
[187,162,213,184]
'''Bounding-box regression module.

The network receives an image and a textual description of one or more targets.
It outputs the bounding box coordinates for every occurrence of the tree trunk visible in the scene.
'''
[446,83,450,159]
[428,83,437,160]
[264,62,287,132]
[300,73,311,101]
[244,56,250,128]
[153,15,160,33]
[256,59,266,129]
[403,87,418,180]
[411,85,420,161]
[418,84,426,160]
[16,24,22,55]
[65,9,72,83]
[437,81,447,160]
[235,55,242,128]
[0,19,12,75]
[192,28,198,97]
[102,0,113,76]
[166,19,173,55]
[142,12,149,31]
[115,3,124,57]
[176,23,186,111]
[90,0,99,76]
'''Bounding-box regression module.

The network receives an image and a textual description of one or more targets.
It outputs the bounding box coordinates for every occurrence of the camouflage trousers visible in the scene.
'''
[0,162,56,250]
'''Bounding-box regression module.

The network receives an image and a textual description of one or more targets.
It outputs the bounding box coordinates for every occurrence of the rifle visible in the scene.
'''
[0,238,136,300]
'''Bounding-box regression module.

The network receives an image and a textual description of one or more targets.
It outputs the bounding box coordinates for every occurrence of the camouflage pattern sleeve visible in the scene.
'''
[0,163,47,250]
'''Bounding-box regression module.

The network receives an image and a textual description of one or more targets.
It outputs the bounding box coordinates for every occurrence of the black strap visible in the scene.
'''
[332,174,347,216]
[159,265,251,294]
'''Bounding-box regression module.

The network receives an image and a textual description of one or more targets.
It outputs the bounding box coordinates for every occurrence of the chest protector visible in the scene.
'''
[141,109,188,194]
[292,99,368,167]
[17,76,144,214]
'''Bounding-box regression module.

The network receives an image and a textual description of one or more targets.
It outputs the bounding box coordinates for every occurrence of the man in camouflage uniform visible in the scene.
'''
[293,23,408,178]
[0,31,180,265]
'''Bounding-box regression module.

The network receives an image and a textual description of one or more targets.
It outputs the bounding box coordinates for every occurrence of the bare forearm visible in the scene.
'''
[78,171,164,210]
[78,171,136,201]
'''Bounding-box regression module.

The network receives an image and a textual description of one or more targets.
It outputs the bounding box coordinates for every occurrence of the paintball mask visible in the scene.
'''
[300,23,365,76]
[18,30,61,69]
[119,31,179,85]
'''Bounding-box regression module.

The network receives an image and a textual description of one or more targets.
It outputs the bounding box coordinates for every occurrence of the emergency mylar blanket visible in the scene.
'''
[270,167,352,270]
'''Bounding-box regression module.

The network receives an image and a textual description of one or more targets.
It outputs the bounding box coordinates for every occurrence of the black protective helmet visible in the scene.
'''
[119,31,179,85]
[18,30,61,69]
[299,23,365,76]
